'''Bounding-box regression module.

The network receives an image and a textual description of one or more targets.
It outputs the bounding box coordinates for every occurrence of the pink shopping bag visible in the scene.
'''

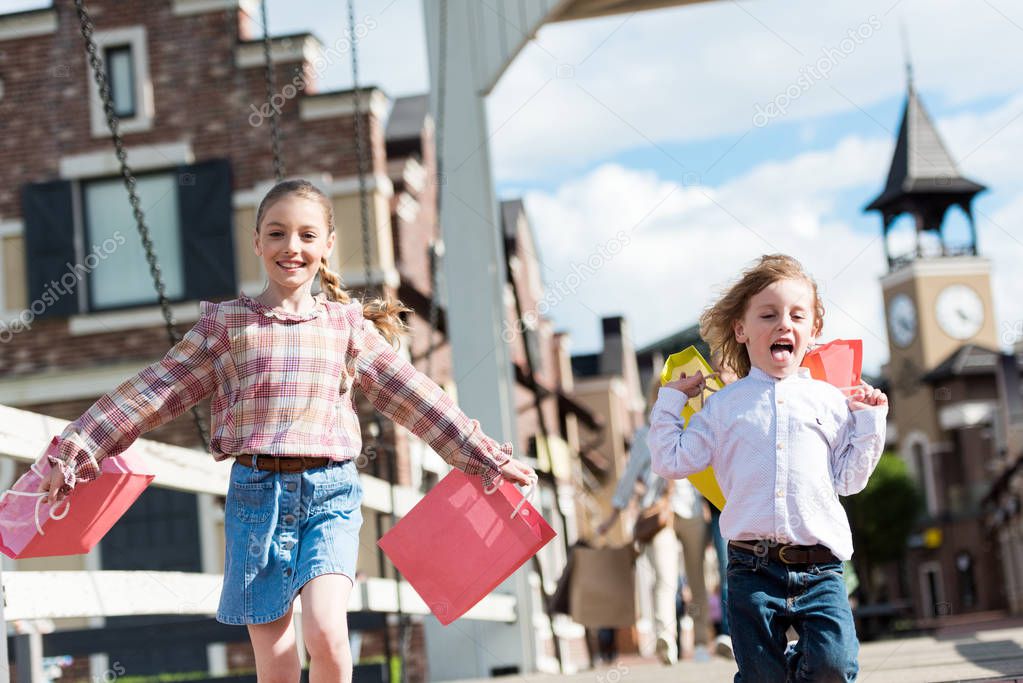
[377,469,556,625]
[802,339,863,394]
[0,437,155,559]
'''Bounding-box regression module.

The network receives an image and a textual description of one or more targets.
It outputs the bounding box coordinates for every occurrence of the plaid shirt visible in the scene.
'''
[51,293,511,494]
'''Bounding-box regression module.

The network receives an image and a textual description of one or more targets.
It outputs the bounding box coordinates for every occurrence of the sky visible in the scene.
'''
[10,0,1023,375]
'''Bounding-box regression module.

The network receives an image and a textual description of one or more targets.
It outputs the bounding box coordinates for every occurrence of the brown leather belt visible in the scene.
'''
[729,540,839,565]
[235,454,332,473]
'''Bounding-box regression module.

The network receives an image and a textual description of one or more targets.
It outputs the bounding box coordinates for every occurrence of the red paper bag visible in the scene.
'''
[802,339,863,394]
[377,469,556,625]
[0,437,155,559]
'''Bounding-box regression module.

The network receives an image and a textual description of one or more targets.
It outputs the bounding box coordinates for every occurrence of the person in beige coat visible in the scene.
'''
[597,380,711,665]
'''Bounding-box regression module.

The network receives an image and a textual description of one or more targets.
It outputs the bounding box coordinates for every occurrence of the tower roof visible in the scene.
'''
[865,82,986,219]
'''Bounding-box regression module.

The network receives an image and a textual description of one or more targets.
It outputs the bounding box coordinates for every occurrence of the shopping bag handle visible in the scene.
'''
[0,458,72,534]
[483,474,539,520]
[0,490,71,535]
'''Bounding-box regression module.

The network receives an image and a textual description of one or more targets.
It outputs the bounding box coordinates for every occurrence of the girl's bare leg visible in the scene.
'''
[247,604,301,682]
[300,573,355,683]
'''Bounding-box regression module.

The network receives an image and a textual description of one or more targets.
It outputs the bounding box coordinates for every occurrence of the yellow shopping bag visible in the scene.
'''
[660,346,726,511]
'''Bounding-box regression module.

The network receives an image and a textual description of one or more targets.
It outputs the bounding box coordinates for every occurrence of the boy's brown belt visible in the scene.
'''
[729,540,839,565]
[235,454,333,473]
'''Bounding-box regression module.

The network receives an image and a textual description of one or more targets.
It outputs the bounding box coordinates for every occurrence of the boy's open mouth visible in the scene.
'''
[770,341,794,362]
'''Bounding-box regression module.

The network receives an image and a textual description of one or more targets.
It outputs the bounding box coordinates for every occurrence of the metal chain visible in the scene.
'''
[425,0,448,380]
[348,0,374,297]
[347,5,403,677]
[261,0,285,183]
[74,0,209,448]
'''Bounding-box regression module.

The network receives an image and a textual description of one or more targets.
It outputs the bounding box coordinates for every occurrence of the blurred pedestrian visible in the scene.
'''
[597,378,711,664]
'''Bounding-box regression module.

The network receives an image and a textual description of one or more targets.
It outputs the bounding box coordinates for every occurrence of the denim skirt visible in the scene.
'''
[216,458,364,625]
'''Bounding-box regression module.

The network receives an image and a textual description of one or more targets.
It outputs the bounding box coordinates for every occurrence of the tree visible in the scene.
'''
[844,452,923,602]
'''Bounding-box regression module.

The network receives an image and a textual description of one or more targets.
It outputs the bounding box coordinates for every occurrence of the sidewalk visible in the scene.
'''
[454,623,1023,683]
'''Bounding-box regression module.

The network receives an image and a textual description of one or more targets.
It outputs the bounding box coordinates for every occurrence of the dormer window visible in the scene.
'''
[104,44,136,118]
[87,26,154,136]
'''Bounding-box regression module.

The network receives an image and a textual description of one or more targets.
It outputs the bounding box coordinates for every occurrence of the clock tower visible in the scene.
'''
[866,68,995,502]
[864,65,1014,624]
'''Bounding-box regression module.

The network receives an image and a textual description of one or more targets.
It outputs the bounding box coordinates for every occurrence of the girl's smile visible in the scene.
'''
[253,194,336,303]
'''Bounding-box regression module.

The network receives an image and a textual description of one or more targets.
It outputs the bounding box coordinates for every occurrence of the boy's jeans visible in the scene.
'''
[726,545,858,682]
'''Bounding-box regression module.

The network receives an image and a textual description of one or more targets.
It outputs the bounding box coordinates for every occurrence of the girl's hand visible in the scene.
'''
[38,466,69,505]
[499,458,537,487]
[847,382,888,411]
[664,371,716,399]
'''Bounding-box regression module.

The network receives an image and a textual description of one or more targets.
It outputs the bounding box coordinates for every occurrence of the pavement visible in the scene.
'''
[454,623,1023,683]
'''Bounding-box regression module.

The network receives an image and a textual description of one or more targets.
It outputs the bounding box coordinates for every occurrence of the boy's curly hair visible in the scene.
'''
[256,179,410,346]
[699,254,824,378]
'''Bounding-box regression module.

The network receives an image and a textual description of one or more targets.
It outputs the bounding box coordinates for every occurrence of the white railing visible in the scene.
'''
[0,404,517,682]
[2,571,515,622]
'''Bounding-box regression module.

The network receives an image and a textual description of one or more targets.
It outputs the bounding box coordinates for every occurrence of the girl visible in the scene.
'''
[648,254,887,682]
[40,179,536,683]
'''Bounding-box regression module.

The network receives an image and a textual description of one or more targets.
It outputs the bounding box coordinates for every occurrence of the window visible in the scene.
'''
[21,160,236,318]
[921,563,946,617]
[523,325,541,369]
[86,25,154,137]
[910,440,937,516]
[83,173,184,309]
[956,551,977,609]
[102,486,207,674]
[104,45,136,118]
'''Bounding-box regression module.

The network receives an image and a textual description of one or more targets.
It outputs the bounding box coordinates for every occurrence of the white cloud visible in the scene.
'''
[523,135,894,373]
[488,0,1023,182]
[521,89,1023,376]
[262,0,1023,367]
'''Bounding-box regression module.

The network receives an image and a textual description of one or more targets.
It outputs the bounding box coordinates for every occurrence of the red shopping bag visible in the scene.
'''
[802,339,863,394]
[377,469,556,625]
[0,437,155,558]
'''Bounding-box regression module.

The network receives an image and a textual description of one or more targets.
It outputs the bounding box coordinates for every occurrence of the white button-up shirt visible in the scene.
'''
[648,366,887,560]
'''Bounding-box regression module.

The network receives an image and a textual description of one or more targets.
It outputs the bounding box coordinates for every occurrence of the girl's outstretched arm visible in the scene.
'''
[350,312,533,487]
[42,305,219,502]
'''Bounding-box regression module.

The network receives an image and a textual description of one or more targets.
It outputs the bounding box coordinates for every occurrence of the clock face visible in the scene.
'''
[888,293,917,348]
[935,284,984,340]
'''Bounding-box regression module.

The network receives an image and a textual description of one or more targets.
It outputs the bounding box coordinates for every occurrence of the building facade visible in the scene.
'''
[0,2,540,679]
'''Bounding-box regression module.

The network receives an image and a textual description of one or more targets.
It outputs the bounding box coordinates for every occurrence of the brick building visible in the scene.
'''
[0,1,548,679]
[497,199,605,672]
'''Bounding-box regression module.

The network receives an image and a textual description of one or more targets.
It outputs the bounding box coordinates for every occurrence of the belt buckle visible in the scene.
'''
[777,545,799,564]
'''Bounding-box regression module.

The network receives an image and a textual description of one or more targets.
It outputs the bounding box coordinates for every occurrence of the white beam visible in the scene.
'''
[1,571,515,622]
[423,2,549,675]
[0,404,230,496]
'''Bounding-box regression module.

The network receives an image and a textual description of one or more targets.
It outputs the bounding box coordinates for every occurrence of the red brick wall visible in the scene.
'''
[1,315,199,377]
[0,1,386,219]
